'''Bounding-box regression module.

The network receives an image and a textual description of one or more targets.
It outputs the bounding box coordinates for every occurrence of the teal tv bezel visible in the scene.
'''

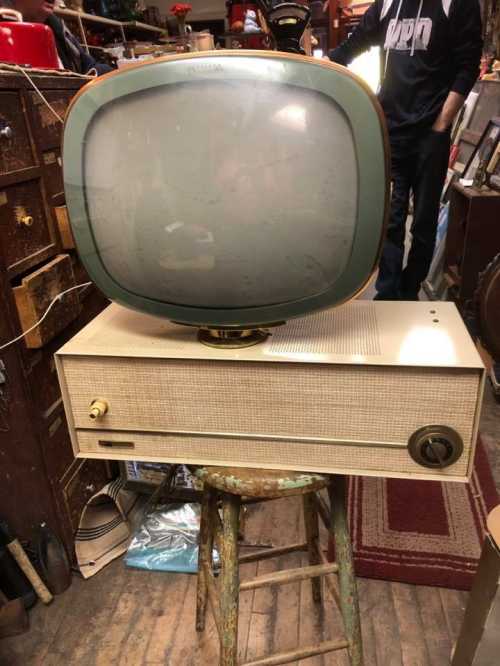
[63,51,389,328]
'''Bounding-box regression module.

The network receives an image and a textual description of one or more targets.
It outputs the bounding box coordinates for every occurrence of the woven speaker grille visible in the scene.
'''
[63,356,480,477]
[270,303,381,355]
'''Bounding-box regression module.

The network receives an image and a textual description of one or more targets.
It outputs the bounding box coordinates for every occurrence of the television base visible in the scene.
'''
[197,327,270,349]
[55,301,485,482]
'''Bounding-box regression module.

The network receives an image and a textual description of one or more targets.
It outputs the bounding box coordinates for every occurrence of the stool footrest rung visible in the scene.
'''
[238,541,308,564]
[239,562,338,592]
[242,637,350,666]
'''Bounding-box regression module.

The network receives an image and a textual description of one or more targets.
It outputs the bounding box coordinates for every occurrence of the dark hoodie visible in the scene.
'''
[329,0,483,136]
[45,14,112,75]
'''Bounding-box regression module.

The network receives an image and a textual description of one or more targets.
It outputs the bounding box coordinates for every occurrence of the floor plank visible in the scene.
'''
[391,582,430,666]
[439,588,467,646]
[415,586,453,666]
[356,578,378,666]
[363,579,403,666]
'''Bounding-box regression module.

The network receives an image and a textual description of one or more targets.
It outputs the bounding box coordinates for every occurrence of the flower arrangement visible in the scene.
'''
[170,3,192,35]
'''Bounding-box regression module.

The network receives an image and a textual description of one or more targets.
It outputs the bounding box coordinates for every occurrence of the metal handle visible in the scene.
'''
[0,8,22,21]
[98,440,134,449]
[0,126,13,140]
[89,399,108,420]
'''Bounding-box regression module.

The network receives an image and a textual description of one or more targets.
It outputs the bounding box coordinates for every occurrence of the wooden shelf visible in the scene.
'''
[56,8,123,28]
[55,8,166,48]
[123,20,165,35]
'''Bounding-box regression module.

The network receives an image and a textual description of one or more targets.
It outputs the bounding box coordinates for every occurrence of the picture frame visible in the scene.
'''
[462,116,500,185]
[452,81,500,174]
[486,142,500,192]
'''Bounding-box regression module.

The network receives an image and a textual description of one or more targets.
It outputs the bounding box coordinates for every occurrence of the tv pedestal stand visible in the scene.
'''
[197,327,271,349]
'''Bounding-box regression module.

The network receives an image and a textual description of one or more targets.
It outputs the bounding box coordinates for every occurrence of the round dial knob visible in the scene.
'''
[89,399,109,420]
[408,426,463,469]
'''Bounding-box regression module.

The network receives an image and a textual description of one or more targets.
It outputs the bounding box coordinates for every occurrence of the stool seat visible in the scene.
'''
[194,466,328,498]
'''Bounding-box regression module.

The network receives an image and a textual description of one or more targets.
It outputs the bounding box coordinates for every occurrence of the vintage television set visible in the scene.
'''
[55,51,485,482]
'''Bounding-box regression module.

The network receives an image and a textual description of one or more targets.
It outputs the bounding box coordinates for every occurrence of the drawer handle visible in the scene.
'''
[89,399,109,420]
[0,125,13,140]
[98,440,134,449]
[18,215,34,228]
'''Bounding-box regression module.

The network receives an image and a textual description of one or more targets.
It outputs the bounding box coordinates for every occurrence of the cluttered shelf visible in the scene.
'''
[54,8,166,39]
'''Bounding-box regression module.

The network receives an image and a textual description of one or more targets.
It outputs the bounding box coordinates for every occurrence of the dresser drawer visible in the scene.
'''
[0,179,58,277]
[0,91,37,175]
[28,91,72,150]
[13,254,81,349]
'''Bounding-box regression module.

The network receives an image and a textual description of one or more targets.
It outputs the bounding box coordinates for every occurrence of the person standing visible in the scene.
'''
[329,0,482,300]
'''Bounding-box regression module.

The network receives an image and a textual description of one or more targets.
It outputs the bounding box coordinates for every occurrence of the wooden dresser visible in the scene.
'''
[444,182,500,311]
[0,71,110,560]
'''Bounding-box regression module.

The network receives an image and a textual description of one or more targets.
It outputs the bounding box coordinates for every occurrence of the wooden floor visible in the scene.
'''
[1,387,498,666]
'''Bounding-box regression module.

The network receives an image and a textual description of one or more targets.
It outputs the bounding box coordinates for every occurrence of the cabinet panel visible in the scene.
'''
[31,351,62,417]
[28,91,72,150]
[42,149,64,200]
[44,406,74,484]
[0,178,58,277]
[0,91,37,175]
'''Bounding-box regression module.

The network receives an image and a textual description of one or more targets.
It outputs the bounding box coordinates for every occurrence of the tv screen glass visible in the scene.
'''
[83,79,357,309]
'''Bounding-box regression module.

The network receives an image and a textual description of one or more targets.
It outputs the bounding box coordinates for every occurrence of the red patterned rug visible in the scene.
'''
[328,437,498,590]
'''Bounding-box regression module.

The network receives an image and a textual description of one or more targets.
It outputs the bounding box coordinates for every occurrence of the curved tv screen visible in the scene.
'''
[64,53,388,327]
[84,80,356,308]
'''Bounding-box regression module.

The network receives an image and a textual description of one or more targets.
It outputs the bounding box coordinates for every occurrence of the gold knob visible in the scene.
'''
[89,399,108,420]
[19,215,34,227]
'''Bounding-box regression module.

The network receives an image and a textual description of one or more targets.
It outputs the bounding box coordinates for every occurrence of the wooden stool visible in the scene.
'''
[195,467,363,666]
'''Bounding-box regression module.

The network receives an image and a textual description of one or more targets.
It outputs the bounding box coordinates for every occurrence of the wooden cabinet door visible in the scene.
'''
[0,178,59,277]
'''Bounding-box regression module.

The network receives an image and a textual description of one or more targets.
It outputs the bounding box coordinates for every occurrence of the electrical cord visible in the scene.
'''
[16,65,64,123]
[0,282,92,352]
[2,63,95,124]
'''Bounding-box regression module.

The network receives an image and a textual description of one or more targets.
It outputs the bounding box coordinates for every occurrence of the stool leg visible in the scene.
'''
[220,492,240,666]
[303,492,321,603]
[196,485,215,632]
[329,475,363,666]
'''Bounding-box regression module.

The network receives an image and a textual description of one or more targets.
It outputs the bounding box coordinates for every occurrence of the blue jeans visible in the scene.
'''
[375,127,451,300]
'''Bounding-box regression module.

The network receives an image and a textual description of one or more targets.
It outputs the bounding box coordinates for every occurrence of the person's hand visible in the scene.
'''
[432,116,450,132]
